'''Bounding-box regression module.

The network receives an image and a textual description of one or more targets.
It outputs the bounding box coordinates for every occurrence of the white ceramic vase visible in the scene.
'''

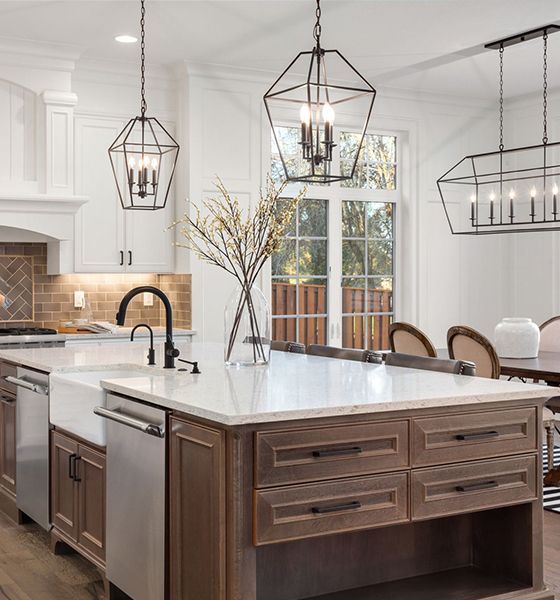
[494,318,540,359]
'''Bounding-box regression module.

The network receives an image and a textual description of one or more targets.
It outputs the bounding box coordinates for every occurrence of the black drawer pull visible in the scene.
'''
[69,453,77,480]
[311,500,362,514]
[456,480,499,493]
[73,456,82,482]
[312,446,363,458]
[455,430,499,441]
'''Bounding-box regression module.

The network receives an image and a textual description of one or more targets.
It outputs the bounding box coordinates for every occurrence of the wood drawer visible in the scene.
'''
[0,362,17,396]
[255,421,409,488]
[412,408,537,467]
[254,472,408,545]
[411,455,537,521]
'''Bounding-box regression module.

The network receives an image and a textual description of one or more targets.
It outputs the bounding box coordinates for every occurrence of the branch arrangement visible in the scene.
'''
[171,176,306,362]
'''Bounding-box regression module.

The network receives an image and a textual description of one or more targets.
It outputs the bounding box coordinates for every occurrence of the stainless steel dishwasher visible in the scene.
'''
[94,393,167,600]
[6,367,50,530]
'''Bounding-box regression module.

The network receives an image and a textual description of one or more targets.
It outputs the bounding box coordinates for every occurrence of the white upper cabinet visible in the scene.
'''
[74,116,174,274]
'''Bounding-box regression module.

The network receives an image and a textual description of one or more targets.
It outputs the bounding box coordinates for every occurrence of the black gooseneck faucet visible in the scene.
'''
[116,286,180,369]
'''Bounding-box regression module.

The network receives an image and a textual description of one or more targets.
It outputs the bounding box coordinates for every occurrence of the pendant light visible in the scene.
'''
[108,0,179,210]
[263,0,376,184]
[438,25,560,234]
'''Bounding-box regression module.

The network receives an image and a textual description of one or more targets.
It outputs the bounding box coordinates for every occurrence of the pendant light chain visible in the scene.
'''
[543,31,548,144]
[499,45,504,151]
[313,0,322,50]
[140,0,147,116]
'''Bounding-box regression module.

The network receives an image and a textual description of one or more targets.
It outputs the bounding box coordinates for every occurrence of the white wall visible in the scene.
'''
[184,64,510,346]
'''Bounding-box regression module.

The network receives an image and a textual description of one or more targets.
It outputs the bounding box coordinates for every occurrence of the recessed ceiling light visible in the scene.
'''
[115,35,138,44]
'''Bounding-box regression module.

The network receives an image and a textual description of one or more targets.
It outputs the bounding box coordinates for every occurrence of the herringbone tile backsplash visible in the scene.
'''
[0,243,191,330]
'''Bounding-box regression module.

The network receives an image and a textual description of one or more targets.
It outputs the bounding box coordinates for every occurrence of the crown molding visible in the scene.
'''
[0,36,81,72]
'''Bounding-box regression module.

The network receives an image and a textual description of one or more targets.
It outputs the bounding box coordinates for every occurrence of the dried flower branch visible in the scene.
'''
[170,175,306,362]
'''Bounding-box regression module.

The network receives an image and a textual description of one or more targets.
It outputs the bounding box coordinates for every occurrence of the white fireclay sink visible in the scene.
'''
[50,368,156,446]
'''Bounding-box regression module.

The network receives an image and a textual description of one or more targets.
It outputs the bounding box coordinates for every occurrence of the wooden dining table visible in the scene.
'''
[498,352,560,385]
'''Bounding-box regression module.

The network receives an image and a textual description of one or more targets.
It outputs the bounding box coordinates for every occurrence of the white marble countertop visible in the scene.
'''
[0,342,549,425]
[64,327,195,342]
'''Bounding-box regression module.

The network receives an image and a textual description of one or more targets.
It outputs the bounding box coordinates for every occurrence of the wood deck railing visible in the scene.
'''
[272,282,393,350]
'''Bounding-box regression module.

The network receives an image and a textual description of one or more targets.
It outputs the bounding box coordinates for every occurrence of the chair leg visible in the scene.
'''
[546,423,555,472]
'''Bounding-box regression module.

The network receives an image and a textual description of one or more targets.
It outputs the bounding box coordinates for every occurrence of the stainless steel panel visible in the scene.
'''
[105,393,166,600]
[15,366,50,530]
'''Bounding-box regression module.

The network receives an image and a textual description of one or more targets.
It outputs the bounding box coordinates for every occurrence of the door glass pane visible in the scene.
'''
[272,198,328,344]
[342,201,365,237]
[340,132,397,190]
[342,200,395,350]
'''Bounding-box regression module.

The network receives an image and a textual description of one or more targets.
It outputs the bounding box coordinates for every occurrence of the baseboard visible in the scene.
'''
[0,486,20,524]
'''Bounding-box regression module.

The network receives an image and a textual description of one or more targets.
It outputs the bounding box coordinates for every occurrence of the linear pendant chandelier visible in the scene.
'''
[263,0,376,184]
[438,25,560,235]
[108,0,179,210]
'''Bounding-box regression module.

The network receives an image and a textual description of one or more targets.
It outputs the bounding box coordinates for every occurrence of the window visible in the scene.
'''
[271,127,399,351]
[272,198,328,345]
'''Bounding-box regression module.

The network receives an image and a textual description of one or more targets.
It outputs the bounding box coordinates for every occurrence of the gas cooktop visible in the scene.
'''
[0,327,58,336]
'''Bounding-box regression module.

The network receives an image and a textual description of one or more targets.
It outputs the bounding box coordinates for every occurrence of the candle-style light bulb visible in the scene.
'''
[509,189,515,220]
[151,158,158,185]
[530,186,536,218]
[489,191,495,221]
[299,103,311,148]
[128,157,136,184]
[553,184,558,219]
[322,102,335,146]
[470,194,476,222]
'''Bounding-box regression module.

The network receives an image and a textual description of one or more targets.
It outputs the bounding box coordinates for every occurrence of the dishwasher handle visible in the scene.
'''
[4,375,48,396]
[94,406,165,438]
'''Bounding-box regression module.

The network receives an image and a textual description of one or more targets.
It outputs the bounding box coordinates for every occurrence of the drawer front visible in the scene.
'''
[412,408,537,467]
[254,472,408,545]
[255,421,409,488]
[411,455,537,521]
[0,362,17,396]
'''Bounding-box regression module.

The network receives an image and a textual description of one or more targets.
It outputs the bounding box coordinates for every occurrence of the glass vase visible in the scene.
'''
[224,283,271,366]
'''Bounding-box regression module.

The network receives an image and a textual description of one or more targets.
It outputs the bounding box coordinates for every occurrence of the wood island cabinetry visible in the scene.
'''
[0,361,17,521]
[170,399,553,600]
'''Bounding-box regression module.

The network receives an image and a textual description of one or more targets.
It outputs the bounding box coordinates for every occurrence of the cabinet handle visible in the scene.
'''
[455,431,499,441]
[312,500,362,514]
[69,453,77,480]
[120,251,124,266]
[0,394,14,405]
[312,446,362,458]
[128,250,132,266]
[73,456,82,482]
[456,480,498,493]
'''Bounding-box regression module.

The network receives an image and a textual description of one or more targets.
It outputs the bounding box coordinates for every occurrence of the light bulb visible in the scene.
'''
[151,158,158,169]
[489,191,496,202]
[509,189,515,199]
[128,157,136,168]
[300,103,311,124]
[322,102,335,124]
[553,184,558,195]
[470,194,476,203]
[530,186,537,198]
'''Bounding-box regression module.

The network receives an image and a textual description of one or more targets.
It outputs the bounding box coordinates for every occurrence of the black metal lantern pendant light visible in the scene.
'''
[264,0,376,184]
[438,25,560,234]
[109,0,179,210]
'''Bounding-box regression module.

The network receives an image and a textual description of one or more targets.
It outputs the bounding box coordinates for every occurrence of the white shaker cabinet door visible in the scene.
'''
[124,202,174,273]
[75,117,125,272]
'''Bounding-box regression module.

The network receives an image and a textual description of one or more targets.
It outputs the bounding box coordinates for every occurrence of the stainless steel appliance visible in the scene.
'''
[7,367,50,530]
[0,327,65,350]
[94,393,167,600]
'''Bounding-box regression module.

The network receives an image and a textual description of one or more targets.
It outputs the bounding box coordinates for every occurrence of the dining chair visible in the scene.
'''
[385,352,476,376]
[389,322,437,358]
[539,315,560,352]
[447,325,500,379]
[271,340,305,354]
[306,344,382,364]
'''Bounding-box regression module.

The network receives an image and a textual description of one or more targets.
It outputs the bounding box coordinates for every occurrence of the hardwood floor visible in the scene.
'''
[0,509,556,599]
[0,512,104,599]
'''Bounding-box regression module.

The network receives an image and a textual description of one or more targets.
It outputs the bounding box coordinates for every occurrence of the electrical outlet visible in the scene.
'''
[74,290,85,309]
[143,292,154,307]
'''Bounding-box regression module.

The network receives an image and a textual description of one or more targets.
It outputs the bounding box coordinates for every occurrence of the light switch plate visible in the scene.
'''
[74,290,85,309]
[143,292,154,307]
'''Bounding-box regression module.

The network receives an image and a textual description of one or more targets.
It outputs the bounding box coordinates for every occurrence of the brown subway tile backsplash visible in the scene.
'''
[0,243,191,330]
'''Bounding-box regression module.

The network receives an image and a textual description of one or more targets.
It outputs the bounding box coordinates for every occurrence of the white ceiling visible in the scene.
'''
[0,0,559,99]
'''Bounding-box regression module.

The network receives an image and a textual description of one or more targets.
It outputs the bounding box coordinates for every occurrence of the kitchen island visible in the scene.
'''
[0,342,554,600]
